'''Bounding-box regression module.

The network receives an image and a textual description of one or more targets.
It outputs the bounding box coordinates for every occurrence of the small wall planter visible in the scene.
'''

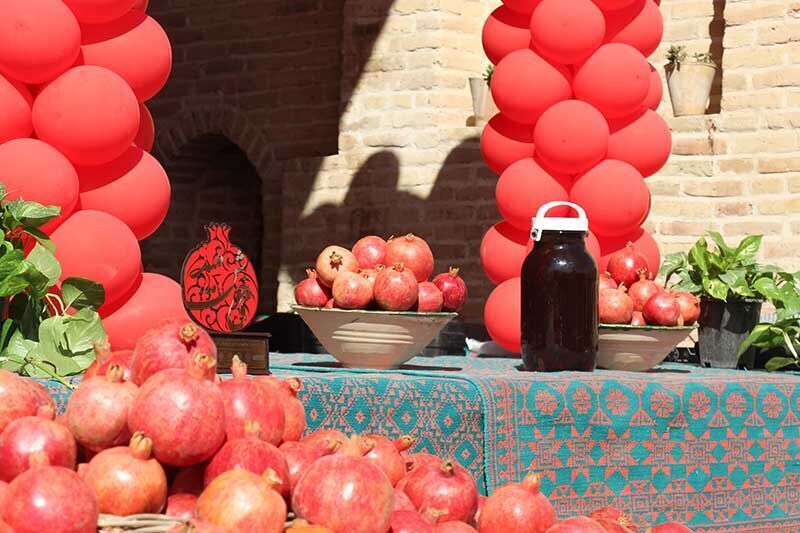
[469,77,498,125]
[665,47,717,116]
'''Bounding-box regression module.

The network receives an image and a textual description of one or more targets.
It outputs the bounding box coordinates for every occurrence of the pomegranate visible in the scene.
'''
[631,311,647,326]
[386,234,435,282]
[432,268,468,312]
[649,523,694,533]
[82,432,167,515]
[353,235,388,269]
[478,473,555,533]
[546,517,607,532]
[67,364,138,452]
[417,281,444,312]
[255,376,307,441]
[130,320,217,385]
[167,493,198,520]
[2,453,98,533]
[333,270,374,309]
[287,519,334,532]
[128,353,226,467]
[203,421,291,501]
[364,434,415,485]
[280,440,336,494]
[324,298,337,308]
[403,452,439,475]
[300,428,347,454]
[167,519,226,533]
[593,518,634,532]
[360,264,384,288]
[0,405,76,481]
[599,273,618,290]
[607,242,649,288]
[197,468,287,533]
[170,464,207,496]
[374,263,419,311]
[335,433,375,457]
[83,340,133,381]
[599,287,634,325]
[474,495,486,525]
[394,488,416,511]
[316,246,359,287]
[643,292,683,327]
[0,480,6,508]
[0,370,39,434]
[20,379,56,413]
[293,455,394,533]
[403,459,478,523]
[391,510,435,533]
[295,269,332,307]
[0,520,10,533]
[219,356,285,444]
[628,271,663,312]
[589,506,637,532]
[674,291,701,325]
[435,522,477,533]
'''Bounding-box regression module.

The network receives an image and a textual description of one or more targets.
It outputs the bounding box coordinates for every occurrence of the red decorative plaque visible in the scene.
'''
[181,223,258,332]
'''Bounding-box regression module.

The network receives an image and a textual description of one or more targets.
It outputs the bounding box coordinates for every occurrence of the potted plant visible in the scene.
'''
[665,45,717,116]
[469,65,499,125]
[660,232,797,369]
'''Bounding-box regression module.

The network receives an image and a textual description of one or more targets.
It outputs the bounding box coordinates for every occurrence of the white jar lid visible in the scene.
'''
[531,201,589,242]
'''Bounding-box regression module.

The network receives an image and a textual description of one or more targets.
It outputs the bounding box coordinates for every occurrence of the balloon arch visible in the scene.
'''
[480,0,670,352]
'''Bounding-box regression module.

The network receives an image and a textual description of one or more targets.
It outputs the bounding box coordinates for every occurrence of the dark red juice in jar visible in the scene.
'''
[521,202,598,372]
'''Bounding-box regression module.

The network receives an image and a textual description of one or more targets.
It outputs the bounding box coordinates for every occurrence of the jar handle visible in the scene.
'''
[532,201,588,241]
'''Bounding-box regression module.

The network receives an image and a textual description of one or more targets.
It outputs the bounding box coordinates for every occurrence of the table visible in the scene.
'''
[42,354,800,531]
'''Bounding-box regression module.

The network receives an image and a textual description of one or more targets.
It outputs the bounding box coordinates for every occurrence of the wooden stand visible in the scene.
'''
[211,332,270,374]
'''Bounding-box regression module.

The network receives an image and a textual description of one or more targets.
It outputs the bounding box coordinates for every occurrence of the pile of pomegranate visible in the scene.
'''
[294,234,468,313]
[0,319,695,532]
[599,243,701,327]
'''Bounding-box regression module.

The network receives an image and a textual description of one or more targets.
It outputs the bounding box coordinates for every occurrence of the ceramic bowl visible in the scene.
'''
[597,324,697,372]
[291,305,458,369]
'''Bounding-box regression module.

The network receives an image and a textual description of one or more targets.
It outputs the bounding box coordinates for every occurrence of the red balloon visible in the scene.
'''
[0,0,81,84]
[63,0,137,24]
[0,75,33,143]
[0,139,79,233]
[571,160,649,237]
[77,146,170,240]
[534,100,609,175]
[502,0,542,15]
[485,277,521,353]
[592,0,638,10]
[480,222,530,285]
[491,49,572,124]
[531,0,606,65]
[50,210,142,314]
[604,0,663,58]
[480,114,535,175]
[598,227,660,275]
[134,0,148,9]
[482,7,532,65]
[607,110,671,177]
[102,273,190,350]
[643,64,664,111]
[80,11,172,102]
[496,158,570,231]
[134,103,154,151]
[33,66,140,166]
[574,44,650,119]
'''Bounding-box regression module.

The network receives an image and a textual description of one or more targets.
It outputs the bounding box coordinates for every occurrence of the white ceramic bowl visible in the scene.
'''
[597,324,696,372]
[291,305,458,369]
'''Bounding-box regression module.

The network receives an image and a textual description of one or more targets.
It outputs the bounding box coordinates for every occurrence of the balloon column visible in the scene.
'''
[480,0,669,353]
[0,0,187,349]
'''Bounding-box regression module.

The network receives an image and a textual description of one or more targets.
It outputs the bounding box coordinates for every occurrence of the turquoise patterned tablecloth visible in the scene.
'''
[41,354,800,532]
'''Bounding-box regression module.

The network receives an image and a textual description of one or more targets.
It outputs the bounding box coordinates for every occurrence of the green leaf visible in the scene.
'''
[62,308,106,357]
[24,227,55,253]
[659,252,688,283]
[719,270,754,298]
[766,357,800,372]
[688,239,710,274]
[702,277,729,301]
[672,276,703,295]
[738,323,776,355]
[4,199,60,229]
[733,235,762,264]
[25,244,60,285]
[61,278,105,310]
[37,315,67,355]
[0,319,17,352]
[706,231,734,257]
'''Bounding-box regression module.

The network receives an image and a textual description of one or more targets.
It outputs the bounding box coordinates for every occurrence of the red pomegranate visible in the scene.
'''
[295,269,332,307]
[286,519,335,532]
[67,364,138,452]
[293,455,394,533]
[316,246,359,287]
[83,340,133,381]
[403,452,439,475]
[204,421,290,501]
[82,432,167,515]
[403,459,478,523]
[478,473,555,533]
[607,243,649,288]
[394,488,416,511]
[417,281,444,312]
[364,434,415,485]
[197,468,287,533]
[20,379,56,413]
[474,494,486,524]
[386,234,435,282]
[332,270,373,309]
[599,273,618,290]
[167,519,226,533]
[166,493,198,520]
[255,375,307,441]
[0,480,6,508]
[648,523,694,533]
[360,265,384,289]
[435,522,478,532]
[324,297,337,308]
[128,353,226,467]
[130,320,217,385]
[589,506,637,532]
[674,291,701,325]
[599,287,634,325]
[391,510,435,533]
[628,271,663,312]
[631,311,647,326]
[432,268,468,312]
[170,464,206,496]
[300,428,347,454]
[219,356,285,444]
[546,516,607,532]
[0,405,76,482]
[353,235,388,270]
[0,520,10,533]
[335,434,375,457]
[374,263,419,311]
[643,292,683,327]
[593,518,635,532]
[280,440,336,494]
[0,370,39,434]
[2,454,98,533]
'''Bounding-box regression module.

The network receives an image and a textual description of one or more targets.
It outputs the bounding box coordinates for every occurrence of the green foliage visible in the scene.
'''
[483,64,494,87]
[692,52,714,65]
[667,45,687,65]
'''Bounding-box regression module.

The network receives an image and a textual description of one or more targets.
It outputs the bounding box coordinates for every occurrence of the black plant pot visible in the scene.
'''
[698,298,762,369]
